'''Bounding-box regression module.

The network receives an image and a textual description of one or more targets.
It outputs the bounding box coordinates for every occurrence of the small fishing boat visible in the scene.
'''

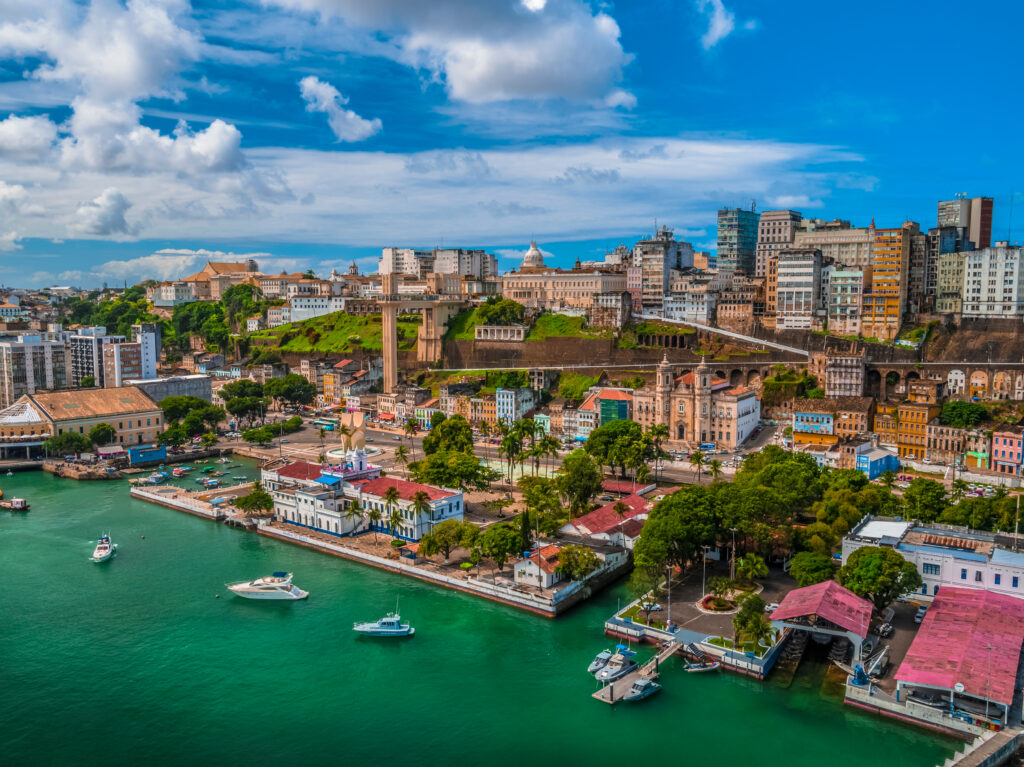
[353,612,415,637]
[232,475,247,480]
[0,497,29,510]
[621,676,661,702]
[201,466,216,474]
[203,479,220,488]
[587,649,614,674]
[684,660,721,673]
[218,457,230,464]
[91,535,117,563]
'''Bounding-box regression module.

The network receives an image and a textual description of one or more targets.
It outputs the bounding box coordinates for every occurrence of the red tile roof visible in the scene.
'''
[334,359,355,368]
[571,493,650,536]
[275,461,325,481]
[578,392,598,411]
[522,544,562,574]
[770,580,873,638]
[614,518,645,538]
[598,389,633,402]
[358,477,455,502]
[675,371,728,387]
[896,587,1024,707]
[601,479,642,494]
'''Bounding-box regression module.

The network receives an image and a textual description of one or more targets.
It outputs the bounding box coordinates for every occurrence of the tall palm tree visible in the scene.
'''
[387,505,404,540]
[335,423,352,451]
[367,506,383,543]
[403,418,418,463]
[410,490,432,535]
[636,463,652,487]
[736,553,768,586]
[647,423,669,479]
[539,435,561,476]
[317,427,326,462]
[382,485,401,539]
[613,501,629,519]
[343,499,364,536]
[689,449,705,485]
[394,444,410,477]
[709,459,723,484]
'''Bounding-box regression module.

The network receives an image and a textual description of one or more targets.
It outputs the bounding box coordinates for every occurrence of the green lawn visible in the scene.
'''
[525,313,613,341]
[444,308,486,340]
[619,604,668,630]
[631,320,696,336]
[251,312,421,353]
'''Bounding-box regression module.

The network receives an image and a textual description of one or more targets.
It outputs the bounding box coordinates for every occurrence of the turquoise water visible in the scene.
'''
[2,466,958,766]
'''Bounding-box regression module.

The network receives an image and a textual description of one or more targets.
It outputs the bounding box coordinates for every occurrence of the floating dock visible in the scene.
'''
[593,641,680,704]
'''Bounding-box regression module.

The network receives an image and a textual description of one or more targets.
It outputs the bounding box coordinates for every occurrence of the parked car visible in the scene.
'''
[598,495,614,502]
[878,622,894,638]
[639,601,662,612]
[280,438,290,444]
[765,602,780,614]
[914,606,928,624]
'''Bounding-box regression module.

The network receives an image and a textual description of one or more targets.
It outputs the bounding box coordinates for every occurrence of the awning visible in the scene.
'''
[378,413,395,420]
[316,474,342,486]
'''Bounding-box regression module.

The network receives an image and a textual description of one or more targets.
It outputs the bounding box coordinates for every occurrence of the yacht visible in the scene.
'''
[353,612,415,637]
[227,572,308,600]
[91,535,117,563]
[595,652,637,683]
[621,676,661,702]
[587,649,614,674]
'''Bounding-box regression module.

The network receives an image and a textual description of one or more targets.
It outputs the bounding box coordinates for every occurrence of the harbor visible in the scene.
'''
[0,467,959,767]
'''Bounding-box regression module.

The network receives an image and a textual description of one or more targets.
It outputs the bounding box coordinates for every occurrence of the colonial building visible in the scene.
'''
[632,356,760,447]
[501,245,628,312]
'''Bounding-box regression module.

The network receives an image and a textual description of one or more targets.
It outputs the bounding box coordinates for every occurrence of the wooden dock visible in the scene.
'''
[592,642,680,704]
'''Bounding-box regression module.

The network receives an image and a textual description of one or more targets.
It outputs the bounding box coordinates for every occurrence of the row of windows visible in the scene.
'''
[958,567,1020,589]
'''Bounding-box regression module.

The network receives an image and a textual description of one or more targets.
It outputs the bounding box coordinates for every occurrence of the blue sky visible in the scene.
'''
[0,0,1021,287]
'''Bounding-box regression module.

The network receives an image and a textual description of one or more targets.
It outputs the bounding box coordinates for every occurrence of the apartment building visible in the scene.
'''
[824,353,865,398]
[69,326,125,387]
[0,335,71,408]
[924,226,973,309]
[794,219,875,270]
[755,209,802,277]
[961,243,1024,319]
[827,270,865,335]
[774,248,822,329]
[102,342,143,388]
[717,206,760,275]
[935,250,967,315]
[861,223,917,341]
[130,323,160,380]
[633,226,695,310]
[937,196,993,250]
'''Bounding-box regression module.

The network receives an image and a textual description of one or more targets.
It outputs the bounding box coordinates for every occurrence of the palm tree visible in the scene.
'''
[382,485,401,539]
[747,616,775,655]
[317,427,326,461]
[343,499,364,536]
[538,435,561,475]
[709,459,723,484]
[647,423,669,479]
[403,418,418,463]
[612,501,629,519]
[367,506,383,544]
[689,449,705,485]
[636,463,652,487]
[336,423,352,450]
[394,444,410,477]
[387,505,404,540]
[410,490,432,535]
[951,478,968,502]
[736,553,768,586]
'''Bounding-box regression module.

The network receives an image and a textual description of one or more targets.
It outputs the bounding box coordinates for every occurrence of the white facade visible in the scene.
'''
[775,248,822,329]
[828,270,864,335]
[663,291,715,323]
[148,281,196,307]
[960,243,1024,319]
[289,296,348,323]
[379,247,433,277]
[432,248,498,279]
[267,305,291,327]
[495,387,536,424]
[131,323,160,380]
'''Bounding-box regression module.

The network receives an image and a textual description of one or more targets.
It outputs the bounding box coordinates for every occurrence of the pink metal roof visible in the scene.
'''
[895,587,1024,706]
[771,580,873,638]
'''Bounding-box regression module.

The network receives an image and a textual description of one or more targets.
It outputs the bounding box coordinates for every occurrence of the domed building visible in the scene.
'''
[521,241,545,270]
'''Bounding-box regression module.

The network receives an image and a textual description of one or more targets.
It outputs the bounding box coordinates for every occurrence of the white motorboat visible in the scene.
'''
[227,572,308,600]
[353,612,415,637]
[621,676,662,702]
[587,649,614,674]
[91,535,117,563]
[595,652,637,683]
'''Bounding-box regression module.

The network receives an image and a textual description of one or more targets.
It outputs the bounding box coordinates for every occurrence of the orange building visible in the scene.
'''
[861,222,918,341]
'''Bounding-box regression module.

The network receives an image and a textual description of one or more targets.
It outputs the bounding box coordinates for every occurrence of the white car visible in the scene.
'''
[639,601,662,612]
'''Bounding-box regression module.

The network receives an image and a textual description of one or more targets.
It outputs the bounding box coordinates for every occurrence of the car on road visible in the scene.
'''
[914,605,928,624]
[366,436,374,442]
[280,438,290,444]
[765,602,780,614]
[393,435,402,441]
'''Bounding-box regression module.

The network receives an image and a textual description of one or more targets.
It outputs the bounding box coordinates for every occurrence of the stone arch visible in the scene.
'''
[1015,374,1024,400]
[715,369,727,380]
[747,370,762,387]
[730,369,743,386]
[993,371,1012,400]
[947,369,965,394]
[969,370,989,399]
[904,370,921,389]
[866,369,882,398]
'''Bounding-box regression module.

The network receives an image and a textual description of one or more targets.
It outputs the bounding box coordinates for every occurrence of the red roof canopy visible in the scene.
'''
[896,587,1024,706]
[571,493,650,536]
[275,461,325,481]
[771,580,873,638]
[358,476,455,502]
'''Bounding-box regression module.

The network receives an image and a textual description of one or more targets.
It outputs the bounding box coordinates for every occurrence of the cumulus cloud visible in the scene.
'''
[696,0,735,49]
[404,149,493,177]
[0,114,59,160]
[0,231,22,251]
[298,76,382,142]
[264,0,634,105]
[768,194,824,209]
[72,188,137,238]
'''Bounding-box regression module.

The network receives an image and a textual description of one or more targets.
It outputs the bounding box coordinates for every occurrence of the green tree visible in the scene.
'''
[159,395,212,423]
[632,486,716,574]
[555,449,602,518]
[343,499,364,534]
[80,375,96,388]
[393,444,410,476]
[735,552,768,585]
[157,424,187,448]
[478,524,519,579]
[707,575,733,607]
[219,379,264,401]
[554,544,600,582]
[585,419,644,477]
[902,478,947,522]
[242,426,273,446]
[382,486,402,537]
[43,431,92,456]
[367,506,383,543]
[518,475,565,533]
[733,592,767,644]
[200,431,218,448]
[788,551,835,587]
[879,470,896,491]
[939,400,989,429]
[628,567,662,625]
[709,459,723,483]
[225,396,267,427]
[422,414,474,456]
[518,510,532,555]
[430,411,446,429]
[234,484,274,517]
[410,450,499,491]
[418,518,474,564]
[88,422,116,446]
[837,546,923,612]
[951,479,969,502]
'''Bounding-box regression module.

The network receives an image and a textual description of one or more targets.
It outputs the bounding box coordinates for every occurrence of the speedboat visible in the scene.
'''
[145,471,169,484]
[621,676,661,702]
[587,649,614,674]
[685,660,721,673]
[91,535,117,563]
[353,612,415,637]
[227,572,308,600]
[595,652,637,683]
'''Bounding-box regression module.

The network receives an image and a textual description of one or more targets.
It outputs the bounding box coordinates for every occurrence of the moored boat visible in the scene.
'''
[621,676,661,702]
[595,651,637,683]
[91,535,117,562]
[685,660,721,673]
[227,572,308,600]
[0,497,29,510]
[587,648,614,674]
[353,612,415,637]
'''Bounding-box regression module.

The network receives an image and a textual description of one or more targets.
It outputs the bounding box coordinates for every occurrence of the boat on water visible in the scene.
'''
[201,466,216,474]
[621,676,661,702]
[685,660,721,673]
[595,650,638,683]
[0,497,29,510]
[218,457,230,464]
[226,572,308,600]
[145,471,170,485]
[203,479,220,488]
[91,535,117,562]
[172,467,193,476]
[232,475,247,480]
[587,649,614,674]
[353,612,415,637]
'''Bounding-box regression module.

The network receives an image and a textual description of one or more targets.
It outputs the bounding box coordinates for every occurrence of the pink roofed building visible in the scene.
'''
[895,587,1024,724]
[770,580,873,660]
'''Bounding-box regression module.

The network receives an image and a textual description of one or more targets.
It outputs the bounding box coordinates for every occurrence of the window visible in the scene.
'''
[961,568,967,580]
[1014,577,1019,589]
[923,563,939,576]
[975,570,983,582]
[995,574,1002,585]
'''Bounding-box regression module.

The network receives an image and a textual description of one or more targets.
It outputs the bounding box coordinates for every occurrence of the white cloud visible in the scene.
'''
[696,0,735,50]
[0,231,22,251]
[768,194,824,209]
[263,0,634,105]
[0,114,58,160]
[298,76,382,142]
[72,187,137,238]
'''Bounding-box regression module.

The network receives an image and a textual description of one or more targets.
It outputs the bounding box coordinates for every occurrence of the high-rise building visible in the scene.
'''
[69,327,125,387]
[0,335,71,408]
[935,251,967,315]
[906,231,929,314]
[861,222,918,341]
[937,196,993,250]
[793,219,875,269]
[379,248,434,277]
[755,210,802,277]
[633,226,694,310]
[717,206,760,275]
[131,323,161,380]
[961,243,1024,319]
[102,342,143,388]
[923,226,974,308]
[774,248,822,330]
[827,270,866,336]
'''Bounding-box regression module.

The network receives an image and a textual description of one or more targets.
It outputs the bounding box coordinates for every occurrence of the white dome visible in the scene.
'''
[521,241,545,269]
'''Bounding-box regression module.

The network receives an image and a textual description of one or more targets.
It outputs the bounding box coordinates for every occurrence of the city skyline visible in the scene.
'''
[1,0,1023,288]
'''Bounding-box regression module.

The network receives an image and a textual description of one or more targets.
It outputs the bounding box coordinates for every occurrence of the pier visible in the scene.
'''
[592,641,680,704]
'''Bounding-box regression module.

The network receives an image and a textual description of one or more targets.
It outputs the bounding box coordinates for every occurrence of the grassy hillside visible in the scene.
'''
[525,313,613,341]
[251,312,420,353]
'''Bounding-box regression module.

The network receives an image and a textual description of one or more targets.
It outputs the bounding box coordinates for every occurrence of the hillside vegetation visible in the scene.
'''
[251,311,420,353]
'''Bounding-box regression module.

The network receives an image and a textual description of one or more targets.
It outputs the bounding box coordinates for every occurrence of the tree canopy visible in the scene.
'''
[939,400,988,429]
[410,450,499,491]
[837,546,922,612]
[43,431,92,455]
[88,422,116,446]
[422,414,474,456]
[477,296,525,326]
[263,374,316,408]
[555,449,602,518]
[788,552,835,588]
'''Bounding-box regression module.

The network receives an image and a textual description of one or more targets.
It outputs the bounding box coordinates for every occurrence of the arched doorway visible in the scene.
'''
[866,369,882,398]
[730,369,743,386]
[969,370,989,400]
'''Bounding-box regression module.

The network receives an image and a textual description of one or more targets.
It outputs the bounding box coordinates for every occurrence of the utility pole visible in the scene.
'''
[730,527,738,582]
[701,545,711,598]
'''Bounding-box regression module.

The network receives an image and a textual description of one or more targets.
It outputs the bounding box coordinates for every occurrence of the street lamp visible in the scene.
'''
[730,527,738,582]
[701,544,712,598]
